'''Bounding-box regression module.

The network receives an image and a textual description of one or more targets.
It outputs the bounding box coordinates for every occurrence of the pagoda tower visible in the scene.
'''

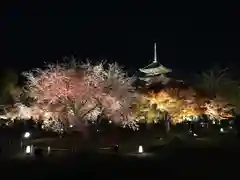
[139,42,172,86]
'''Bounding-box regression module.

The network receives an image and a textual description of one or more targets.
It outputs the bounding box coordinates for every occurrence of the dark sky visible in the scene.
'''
[1,3,240,79]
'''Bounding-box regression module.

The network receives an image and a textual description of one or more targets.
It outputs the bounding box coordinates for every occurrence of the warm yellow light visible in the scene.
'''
[136,88,234,125]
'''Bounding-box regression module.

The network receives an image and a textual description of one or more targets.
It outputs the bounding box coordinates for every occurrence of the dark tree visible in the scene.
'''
[0,69,20,105]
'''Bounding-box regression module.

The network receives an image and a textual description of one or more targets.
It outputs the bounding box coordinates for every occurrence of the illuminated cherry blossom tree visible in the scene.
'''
[22,60,138,131]
[78,61,138,129]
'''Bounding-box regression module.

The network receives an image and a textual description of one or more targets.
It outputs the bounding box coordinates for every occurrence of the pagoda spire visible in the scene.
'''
[153,42,157,63]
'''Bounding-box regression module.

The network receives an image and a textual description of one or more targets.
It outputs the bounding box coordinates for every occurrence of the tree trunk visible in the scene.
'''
[188,121,195,132]
[37,120,43,131]
[165,119,171,135]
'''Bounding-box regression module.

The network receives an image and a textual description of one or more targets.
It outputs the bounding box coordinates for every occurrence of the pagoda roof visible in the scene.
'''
[139,42,172,74]
[139,61,172,75]
[139,64,172,76]
[139,74,171,85]
[142,61,161,69]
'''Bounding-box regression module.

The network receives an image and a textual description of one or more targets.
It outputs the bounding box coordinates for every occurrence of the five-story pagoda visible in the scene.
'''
[139,42,172,86]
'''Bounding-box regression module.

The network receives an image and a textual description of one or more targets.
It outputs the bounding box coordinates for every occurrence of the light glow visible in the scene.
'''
[25,145,32,154]
[23,132,31,139]
[138,145,144,153]
[220,128,224,133]
[135,88,234,125]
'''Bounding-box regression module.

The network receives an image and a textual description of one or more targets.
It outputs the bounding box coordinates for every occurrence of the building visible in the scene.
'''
[138,42,172,86]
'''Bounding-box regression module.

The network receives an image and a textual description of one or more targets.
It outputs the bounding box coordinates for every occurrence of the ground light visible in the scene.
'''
[138,145,143,153]
[189,130,198,137]
[23,132,31,139]
[114,145,119,152]
[220,128,224,133]
[47,146,51,155]
[193,133,198,137]
[25,145,33,155]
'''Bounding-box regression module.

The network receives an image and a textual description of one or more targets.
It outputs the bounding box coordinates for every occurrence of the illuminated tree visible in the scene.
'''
[147,89,185,124]
[134,85,235,132]
[201,96,234,121]
[22,60,138,131]
[82,61,138,130]
[133,95,150,123]
[23,63,86,105]
[196,66,240,114]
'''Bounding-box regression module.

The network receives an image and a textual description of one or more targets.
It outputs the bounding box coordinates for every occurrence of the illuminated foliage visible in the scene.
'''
[134,87,234,125]
[12,60,139,131]
[201,96,234,120]
[1,60,236,133]
[146,88,198,124]
[196,67,240,114]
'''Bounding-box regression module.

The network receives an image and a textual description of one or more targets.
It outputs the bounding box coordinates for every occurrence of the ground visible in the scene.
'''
[1,129,240,178]
[12,129,240,160]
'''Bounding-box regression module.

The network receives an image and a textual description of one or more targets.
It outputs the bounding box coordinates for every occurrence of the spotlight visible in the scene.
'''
[23,132,31,139]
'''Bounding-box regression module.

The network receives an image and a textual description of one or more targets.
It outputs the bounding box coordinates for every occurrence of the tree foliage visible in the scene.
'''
[20,60,138,132]
[1,61,236,132]
[134,87,234,124]
[196,66,240,113]
[0,69,21,105]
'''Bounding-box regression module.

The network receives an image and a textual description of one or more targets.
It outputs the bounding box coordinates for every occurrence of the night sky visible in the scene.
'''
[1,3,240,80]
